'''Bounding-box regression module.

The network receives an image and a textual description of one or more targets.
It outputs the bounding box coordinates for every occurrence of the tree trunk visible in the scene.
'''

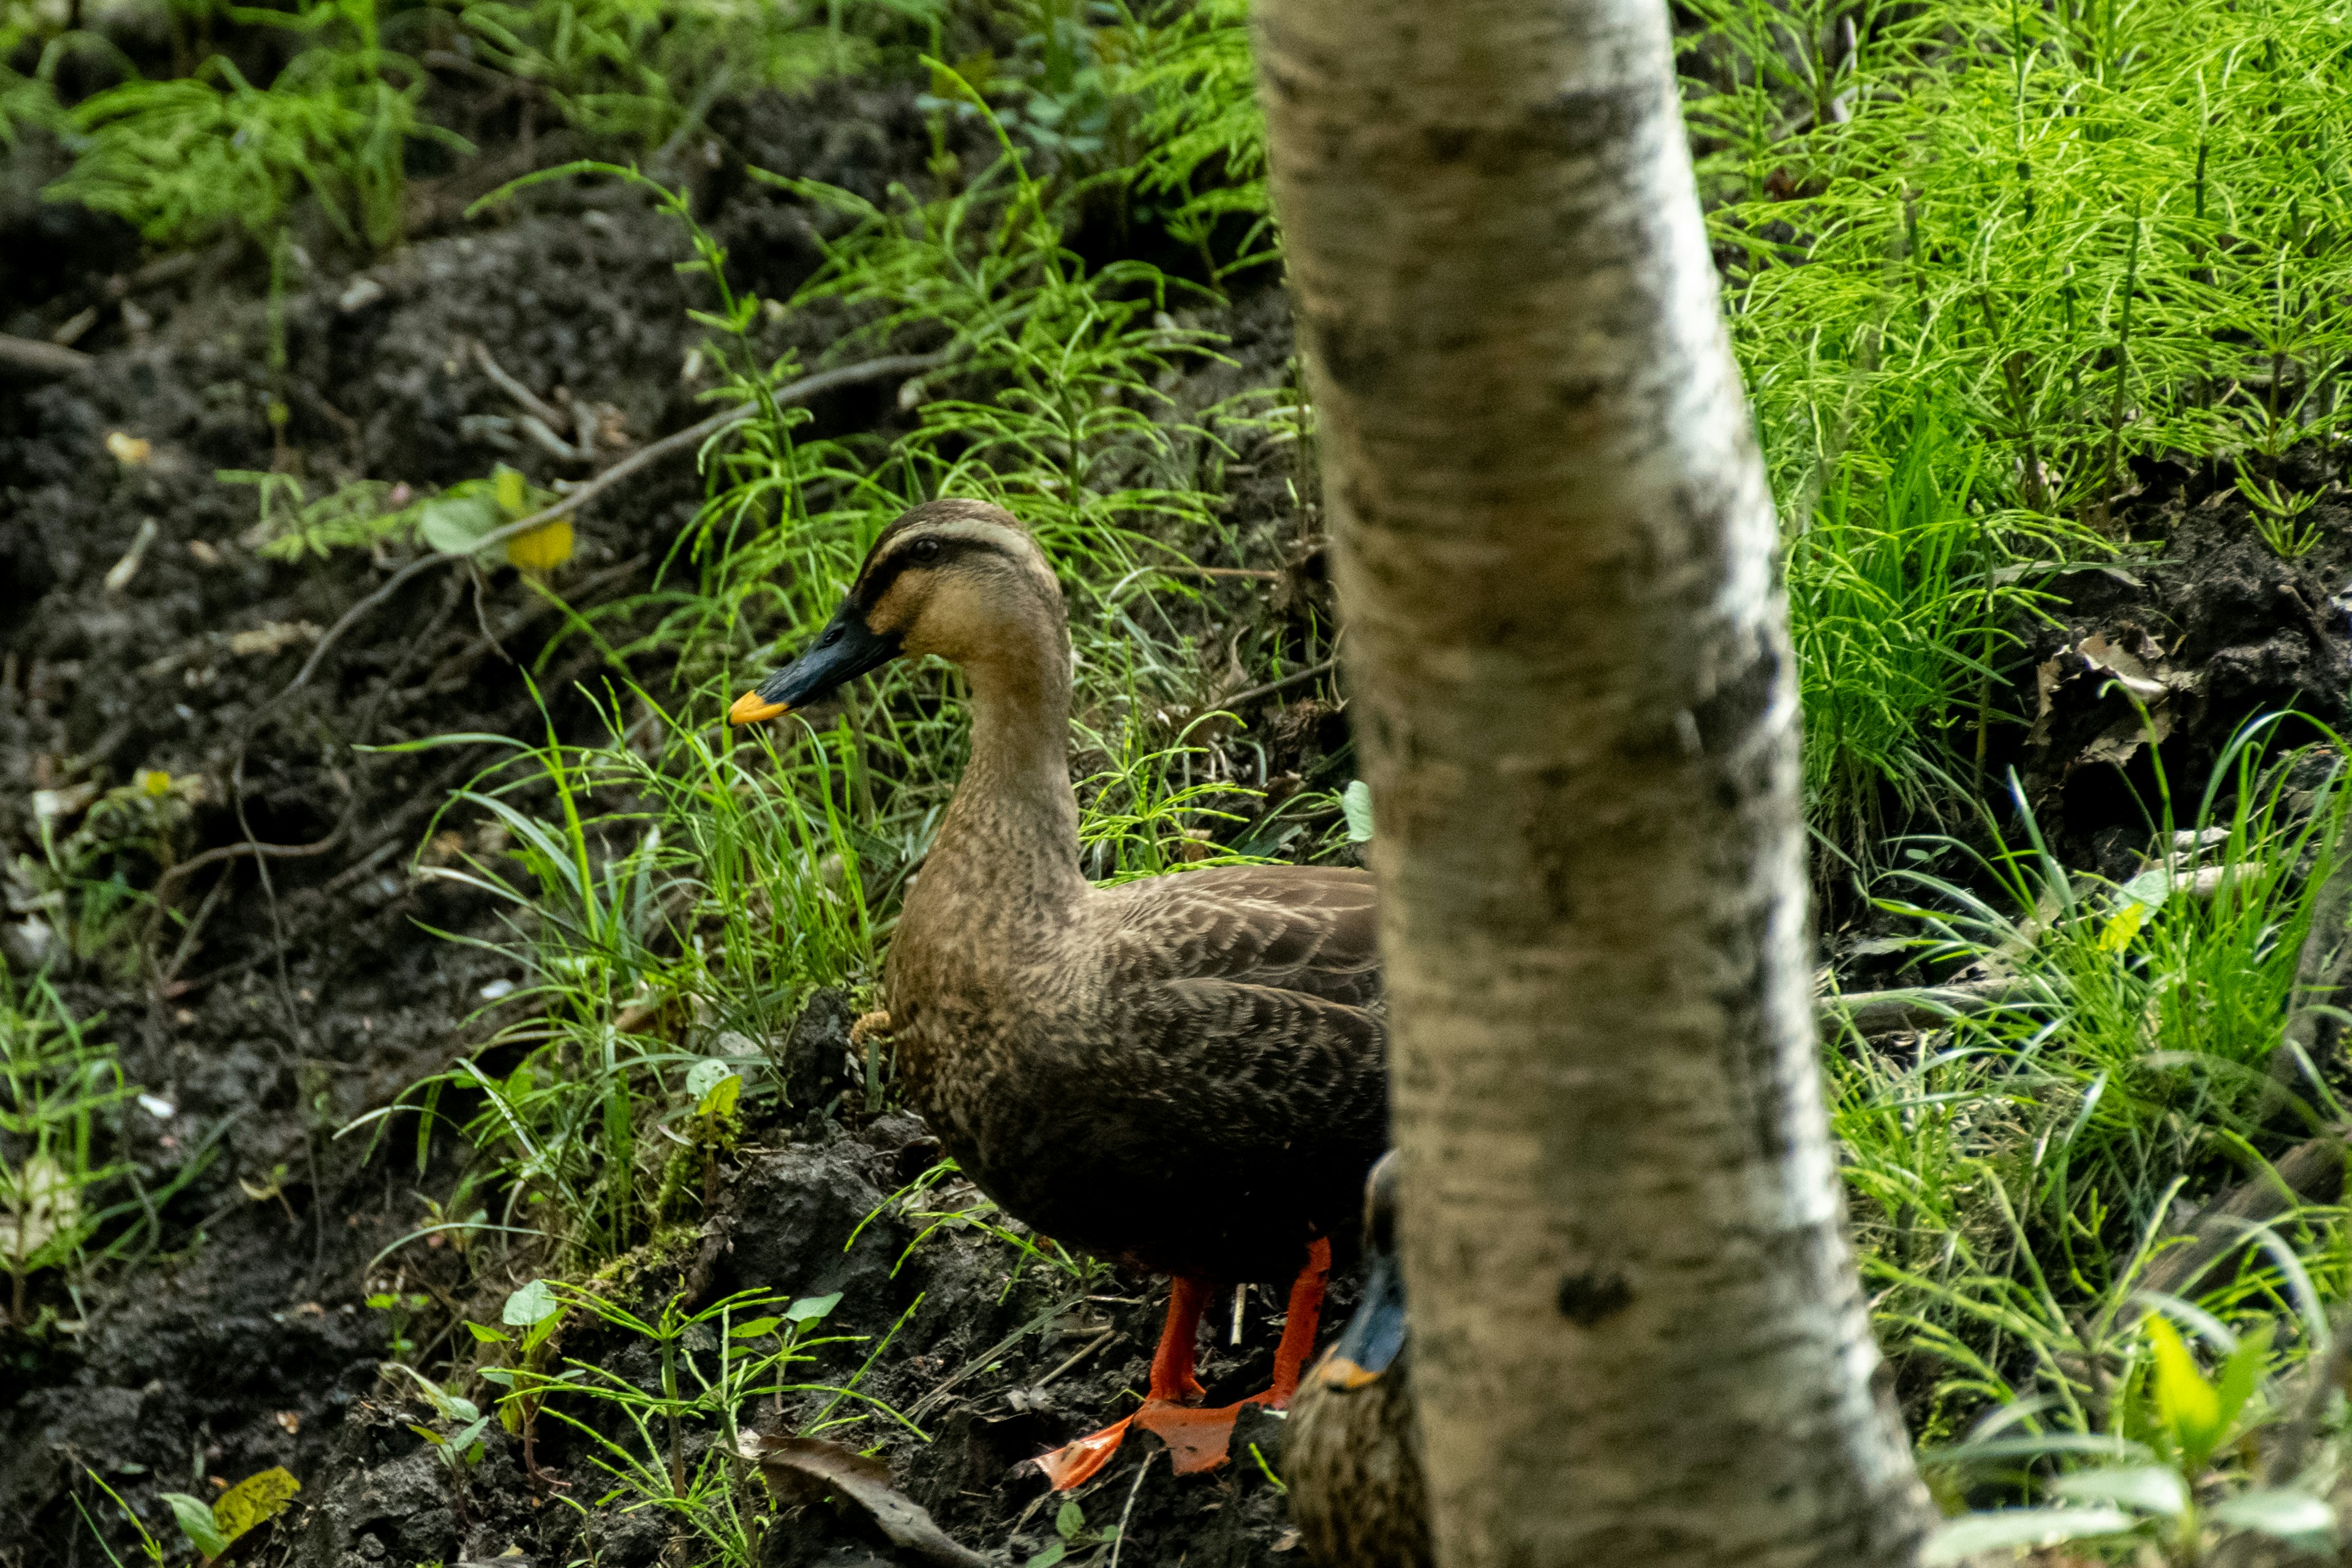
[1253,1,1936,1564]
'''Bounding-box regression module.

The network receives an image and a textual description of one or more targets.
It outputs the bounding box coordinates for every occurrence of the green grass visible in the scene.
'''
[0,975,202,1328]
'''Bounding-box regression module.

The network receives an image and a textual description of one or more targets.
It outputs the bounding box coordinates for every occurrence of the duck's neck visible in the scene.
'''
[927,625,1087,905]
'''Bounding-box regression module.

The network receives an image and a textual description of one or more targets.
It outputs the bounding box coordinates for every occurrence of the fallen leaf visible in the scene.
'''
[274,1411,301,1434]
[211,1464,300,1544]
[739,1434,993,1568]
[105,431,151,465]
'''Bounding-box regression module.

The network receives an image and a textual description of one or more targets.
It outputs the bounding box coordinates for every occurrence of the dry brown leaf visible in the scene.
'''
[739,1434,994,1568]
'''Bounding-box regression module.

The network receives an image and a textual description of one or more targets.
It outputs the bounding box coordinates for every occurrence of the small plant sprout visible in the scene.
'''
[1924,1312,2331,1565]
[156,1467,301,1565]
[2233,472,2328,560]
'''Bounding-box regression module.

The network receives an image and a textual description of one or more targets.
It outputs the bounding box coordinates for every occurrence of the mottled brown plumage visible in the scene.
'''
[734,495,1389,1283]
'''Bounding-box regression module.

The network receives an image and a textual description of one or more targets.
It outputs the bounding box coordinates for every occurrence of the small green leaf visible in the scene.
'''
[787,1292,843,1323]
[478,1366,517,1387]
[696,1071,743,1120]
[686,1058,739,1104]
[2147,1314,2226,1461]
[1922,1507,2139,1564]
[465,1322,511,1343]
[1056,1500,1085,1539]
[731,1316,785,1338]
[1027,1545,1066,1568]
[503,1279,559,1327]
[410,1423,447,1446]
[416,489,501,556]
[1341,780,1374,843]
[159,1492,232,1559]
[2045,1464,2187,1516]
[2213,1322,2274,1434]
[2210,1488,2334,1542]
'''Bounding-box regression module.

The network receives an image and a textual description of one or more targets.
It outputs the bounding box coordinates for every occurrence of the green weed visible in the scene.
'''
[48,0,464,250]
[452,0,938,149]
[1,978,141,1325]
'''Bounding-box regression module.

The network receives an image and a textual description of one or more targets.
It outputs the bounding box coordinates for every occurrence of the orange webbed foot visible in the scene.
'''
[1036,1416,1136,1490]
[1033,1243,1332,1490]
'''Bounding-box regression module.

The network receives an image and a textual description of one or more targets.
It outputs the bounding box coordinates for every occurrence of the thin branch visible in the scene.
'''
[1204,655,1341,713]
[283,351,946,698]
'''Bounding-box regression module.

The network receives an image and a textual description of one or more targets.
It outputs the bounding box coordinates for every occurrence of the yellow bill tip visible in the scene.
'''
[729,690,790,726]
[1317,1357,1380,1392]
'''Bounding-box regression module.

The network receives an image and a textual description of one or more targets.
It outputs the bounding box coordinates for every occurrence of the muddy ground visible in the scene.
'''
[6,58,2352,1568]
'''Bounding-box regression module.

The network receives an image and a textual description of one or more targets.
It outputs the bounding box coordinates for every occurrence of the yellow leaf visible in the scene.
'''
[211,1465,300,1542]
[105,431,151,466]
[2147,1314,2225,1457]
[506,518,573,575]
[494,465,527,518]
[2100,902,2147,952]
[138,769,173,797]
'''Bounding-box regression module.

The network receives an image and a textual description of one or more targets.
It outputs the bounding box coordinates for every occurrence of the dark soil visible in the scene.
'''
[5,55,2351,1568]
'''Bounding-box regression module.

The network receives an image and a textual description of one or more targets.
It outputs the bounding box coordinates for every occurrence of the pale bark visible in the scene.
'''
[1254,1,1935,1564]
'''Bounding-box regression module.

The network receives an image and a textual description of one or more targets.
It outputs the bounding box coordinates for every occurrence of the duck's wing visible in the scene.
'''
[1094,863,1387,1155]
[1103,863,1381,1009]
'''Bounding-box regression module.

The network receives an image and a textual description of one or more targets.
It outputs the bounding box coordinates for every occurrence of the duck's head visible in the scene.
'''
[728,499,1063,726]
[1317,1151,1406,1391]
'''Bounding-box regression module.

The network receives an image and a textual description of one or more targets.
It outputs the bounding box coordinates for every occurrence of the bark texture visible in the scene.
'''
[1253,2,1936,1564]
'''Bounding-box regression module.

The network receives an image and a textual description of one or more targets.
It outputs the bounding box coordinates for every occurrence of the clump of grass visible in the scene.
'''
[1790,400,2074,846]
[451,0,938,150]
[1831,722,2352,1457]
[47,0,464,251]
[0,976,182,1327]
[1684,0,2352,528]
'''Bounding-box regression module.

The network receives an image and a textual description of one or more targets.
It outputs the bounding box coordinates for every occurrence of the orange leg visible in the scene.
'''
[1131,1240,1334,1477]
[1035,1275,1211,1490]
[1260,1238,1332,1406]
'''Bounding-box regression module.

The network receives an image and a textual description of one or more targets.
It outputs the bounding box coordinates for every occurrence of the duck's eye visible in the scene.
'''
[820,627,842,647]
[910,538,942,562]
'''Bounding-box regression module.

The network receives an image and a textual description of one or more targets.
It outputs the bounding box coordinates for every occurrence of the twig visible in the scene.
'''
[156,819,349,887]
[1033,1327,1117,1392]
[2138,1134,2346,1299]
[1106,1450,1155,1568]
[1204,656,1341,714]
[0,334,93,377]
[905,1292,1083,1423]
[283,351,944,699]
[1154,562,1283,581]
[470,339,570,432]
[1817,979,2043,1039]
[156,865,236,989]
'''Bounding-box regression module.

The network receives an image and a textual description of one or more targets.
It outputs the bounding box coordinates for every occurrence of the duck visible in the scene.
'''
[728,497,1389,1490]
[1284,1152,1428,1568]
